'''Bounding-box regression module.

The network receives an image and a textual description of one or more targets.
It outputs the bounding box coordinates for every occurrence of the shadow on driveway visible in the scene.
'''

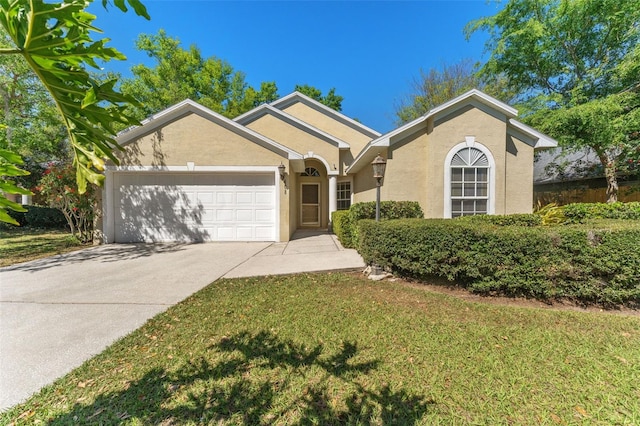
[2,243,190,273]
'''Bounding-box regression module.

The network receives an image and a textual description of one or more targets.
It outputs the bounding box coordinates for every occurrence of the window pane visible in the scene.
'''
[476,200,487,213]
[463,201,475,212]
[477,183,487,197]
[463,183,475,197]
[452,200,462,212]
[477,168,488,182]
[464,168,475,181]
[451,183,463,196]
[451,168,463,182]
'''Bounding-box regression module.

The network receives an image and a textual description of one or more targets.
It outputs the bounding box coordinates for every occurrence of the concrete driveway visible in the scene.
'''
[0,242,270,411]
[0,232,365,411]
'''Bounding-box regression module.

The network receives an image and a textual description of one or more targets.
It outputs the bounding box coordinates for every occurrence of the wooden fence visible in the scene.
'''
[534,177,640,206]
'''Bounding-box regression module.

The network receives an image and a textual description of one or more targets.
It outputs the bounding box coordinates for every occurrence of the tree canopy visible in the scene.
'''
[120,30,280,120]
[466,0,640,202]
[294,84,343,111]
[466,0,640,104]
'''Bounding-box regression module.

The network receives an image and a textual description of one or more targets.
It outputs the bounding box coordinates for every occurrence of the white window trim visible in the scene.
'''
[336,178,353,210]
[444,138,496,218]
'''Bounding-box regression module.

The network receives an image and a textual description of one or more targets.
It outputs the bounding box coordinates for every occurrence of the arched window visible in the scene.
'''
[301,167,320,177]
[445,143,494,218]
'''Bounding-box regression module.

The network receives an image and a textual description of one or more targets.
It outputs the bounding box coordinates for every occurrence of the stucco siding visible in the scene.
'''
[505,135,535,213]
[245,114,340,168]
[426,106,508,217]
[379,128,429,209]
[281,103,373,155]
[117,113,284,167]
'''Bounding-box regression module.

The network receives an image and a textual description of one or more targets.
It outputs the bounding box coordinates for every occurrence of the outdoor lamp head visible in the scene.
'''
[371,154,387,180]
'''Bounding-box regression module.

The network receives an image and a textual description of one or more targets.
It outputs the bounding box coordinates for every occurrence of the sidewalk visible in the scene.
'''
[223,229,365,278]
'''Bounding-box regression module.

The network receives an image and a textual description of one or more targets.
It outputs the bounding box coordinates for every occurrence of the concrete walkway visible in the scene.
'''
[224,229,365,278]
[0,231,364,411]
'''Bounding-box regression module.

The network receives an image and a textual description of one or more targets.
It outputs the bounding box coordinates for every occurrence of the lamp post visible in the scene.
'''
[371,153,387,221]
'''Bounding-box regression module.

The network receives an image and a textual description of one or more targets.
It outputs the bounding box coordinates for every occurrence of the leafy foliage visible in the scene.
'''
[0,0,148,224]
[0,27,68,163]
[3,204,67,228]
[0,147,30,224]
[294,84,344,111]
[562,201,640,223]
[457,213,542,227]
[357,218,640,307]
[332,201,424,248]
[38,162,96,242]
[120,30,280,120]
[466,0,640,102]
[466,0,640,202]
[533,202,566,225]
[394,59,517,125]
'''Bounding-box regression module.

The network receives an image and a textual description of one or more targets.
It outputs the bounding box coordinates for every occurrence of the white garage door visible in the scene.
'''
[113,172,276,242]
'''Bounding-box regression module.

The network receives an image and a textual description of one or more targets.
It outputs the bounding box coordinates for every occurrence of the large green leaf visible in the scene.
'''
[0,147,30,225]
[0,0,147,204]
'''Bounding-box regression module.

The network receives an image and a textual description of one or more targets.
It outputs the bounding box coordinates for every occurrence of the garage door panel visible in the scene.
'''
[216,209,234,221]
[114,172,276,243]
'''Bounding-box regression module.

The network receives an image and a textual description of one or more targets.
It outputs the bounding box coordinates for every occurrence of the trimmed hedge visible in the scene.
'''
[332,201,423,248]
[357,218,640,307]
[4,205,68,229]
[457,213,542,227]
[563,202,640,222]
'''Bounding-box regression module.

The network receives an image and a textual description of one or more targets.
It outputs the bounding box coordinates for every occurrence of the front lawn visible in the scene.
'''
[2,273,639,424]
[0,228,85,267]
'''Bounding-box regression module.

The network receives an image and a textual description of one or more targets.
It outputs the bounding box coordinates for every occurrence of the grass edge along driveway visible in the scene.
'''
[3,272,639,425]
[0,228,85,268]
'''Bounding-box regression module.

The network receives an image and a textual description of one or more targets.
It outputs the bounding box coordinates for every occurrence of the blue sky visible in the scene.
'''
[89,1,503,133]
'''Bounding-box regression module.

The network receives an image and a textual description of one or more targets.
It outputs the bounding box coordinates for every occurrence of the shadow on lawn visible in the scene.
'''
[48,330,432,425]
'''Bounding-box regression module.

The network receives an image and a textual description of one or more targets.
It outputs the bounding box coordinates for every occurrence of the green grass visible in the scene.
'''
[2,273,639,425]
[0,227,85,267]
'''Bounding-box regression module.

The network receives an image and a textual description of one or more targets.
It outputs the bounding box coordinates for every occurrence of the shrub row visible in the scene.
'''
[562,202,640,222]
[357,218,640,307]
[457,213,542,226]
[4,205,68,229]
[331,201,423,248]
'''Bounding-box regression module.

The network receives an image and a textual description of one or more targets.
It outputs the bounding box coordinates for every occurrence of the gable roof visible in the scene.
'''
[116,99,304,160]
[234,104,350,149]
[269,91,381,139]
[346,89,557,173]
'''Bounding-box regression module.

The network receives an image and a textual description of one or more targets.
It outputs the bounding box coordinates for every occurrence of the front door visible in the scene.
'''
[300,183,320,227]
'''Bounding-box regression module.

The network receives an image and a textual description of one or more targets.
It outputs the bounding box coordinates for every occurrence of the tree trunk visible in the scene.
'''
[597,151,618,203]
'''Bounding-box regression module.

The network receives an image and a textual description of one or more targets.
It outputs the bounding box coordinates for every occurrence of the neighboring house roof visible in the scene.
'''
[347,89,558,174]
[270,91,381,139]
[534,147,602,184]
[234,104,351,149]
[116,99,304,161]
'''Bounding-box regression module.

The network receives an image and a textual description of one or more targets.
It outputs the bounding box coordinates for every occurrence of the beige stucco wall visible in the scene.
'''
[117,113,285,167]
[504,134,535,213]
[352,105,537,217]
[423,106,507,217]
[244,114,340,168]
[281,102,374,156]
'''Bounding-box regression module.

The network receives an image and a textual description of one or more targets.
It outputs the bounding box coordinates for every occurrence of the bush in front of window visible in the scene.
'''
[331,201,424,248]
[356,218,640,307]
